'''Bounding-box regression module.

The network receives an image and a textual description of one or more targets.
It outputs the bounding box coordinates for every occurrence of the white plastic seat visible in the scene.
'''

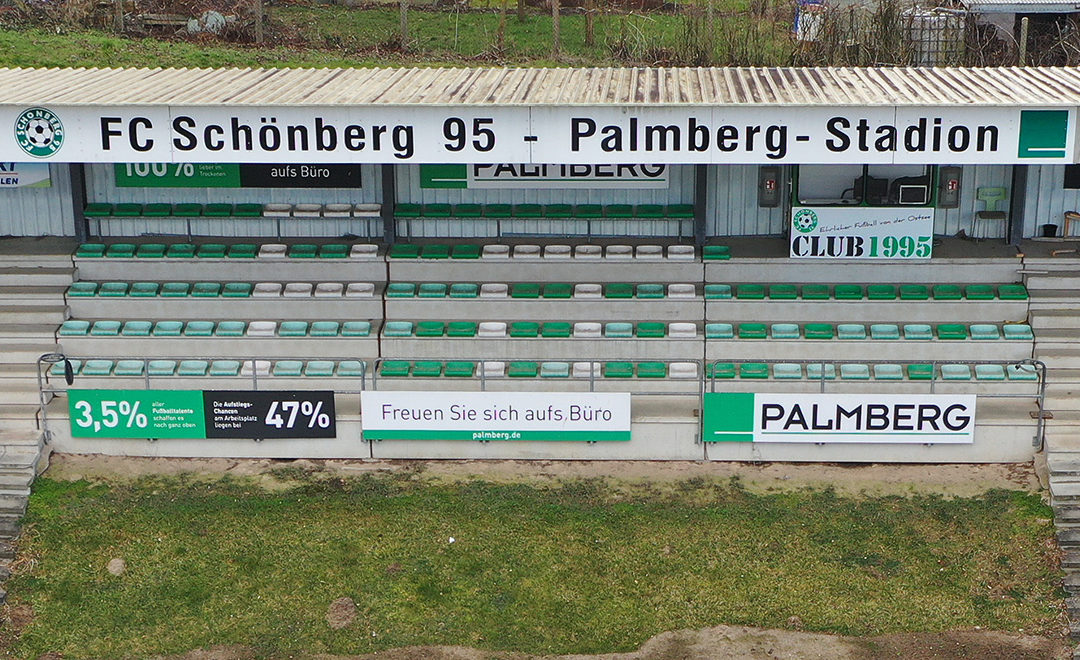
[345,282,375,298]
[482,361,506,378]
[350,244,379,259]
[247,321,277,337]
[324,203,353,217]
[572,362,601,378]
[262,203,292,217]
[293,203,322,217]
[353,203,382,218]
[283,282,313,298]
[478,321,507,337]
[574,284,602,298]
[668,322,697,338]
[669,362,699,378]
[482,244,510,259]
[667,245,695,260]
[544,245,571,259]
[668,284,695,299]
[258,243,288,258]
[635,244,663,259]
[252,282,282,297]
[605,244,633,260]
[574,245,602,259]
[479,283,508,298]
[513,244,541,258]
[574,322,602,338]
[314,282,344,297]
[241,360,271,377]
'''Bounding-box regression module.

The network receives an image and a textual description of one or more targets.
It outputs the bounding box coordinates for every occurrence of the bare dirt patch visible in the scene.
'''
[326,597,357,630]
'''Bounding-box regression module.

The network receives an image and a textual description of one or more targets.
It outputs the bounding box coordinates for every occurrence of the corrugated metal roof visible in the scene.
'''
[2,66,1080,107]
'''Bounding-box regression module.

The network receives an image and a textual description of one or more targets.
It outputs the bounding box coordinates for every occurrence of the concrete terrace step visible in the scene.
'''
[1025,271,1080,289]
[1031,310,1080,329]
[0,266,75,286]
[1035,348,1080,368]
[0,343,62,362]
[0,496,26,517]
[0,305,67,324]
[0,324,63,340]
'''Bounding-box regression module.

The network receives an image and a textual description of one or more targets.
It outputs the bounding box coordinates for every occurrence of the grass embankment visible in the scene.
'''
[5,473,1064,658]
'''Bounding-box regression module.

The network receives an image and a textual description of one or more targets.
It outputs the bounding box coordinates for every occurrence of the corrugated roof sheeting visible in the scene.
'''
[2,66,1080,107]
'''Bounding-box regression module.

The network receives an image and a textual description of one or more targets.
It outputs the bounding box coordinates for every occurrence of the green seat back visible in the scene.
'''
[936,324,969,340]
[415,321,445,337]
[666,204,694,218]
[418,283,448,298]
[121,321,152,336]
[105,243,136,258]
[386,282,417,297]
[453,204,482,218]
[605,283,634,299]
[899,284,929,300]
[804,323,834,339]
[411,361,444,377]
[637,362,667,378]
[173,203,203,217]
[703,284,732,299]
[147,360,177,376]
[304,361,337,377]
[420,244,450,259]
[82,204,112,218]
[447,321,478,337]
[142,204,171,217]
[191,282,221,297]
[906,364,934,380]
[310,321,340,337]
[604,362,634,378]
[508,361,539,378]
[997,284,1029,300]
[575,204,603,218]
[160,282,190,297]
[112,204,142,217]
[635,204,664,218]
[136,243,166,258]
[604,204,633,218]
[90,320,121,335]
[380,361,411,377]
[222,282,253,297]
[288,244,318,259]
[541,322,572,338]
[153,321,183,336]
[337,361,367,377]
[279,321,309,337]
[165,244,197,258]
[451,244,481,259]
[768,284,798,300]
[834,284,863,300]
[705,323,734,339]
[445,361,476,378]
[636,284,665,299]
[209,360,240,377]
[215,321,247,336]
[483,203,512,217]
[511,283,540,299]
[184,321,215,337]
[388,243,420,259]
[233,203,262,217]
[736,284,765,300]
[422,203,452,217]
[801,284,830,300]
[177,360,209,376]
[273,361,304,377]
[605,322,634,338]
[204,203,233,217]
[394,203,421,217]
[964,284,995,300]
[513,204,542,217]
[449,283,478,298]
[867,284,897,300]
[82,359,115,376]
[738,323,767,339]
[544,204,573,217]
[637,322,666,338]
[75,243,107,258]
[739,363,768,378]
[129,282,159,297]
[98,282,129,297]
[543,283,573,299]
[510,322,539,337]
[196,243,227,258]
[932,284,962,300]
[318,244,349,259]
[67,282,98,297]
[702,245,730,260]
[707,363,736,379]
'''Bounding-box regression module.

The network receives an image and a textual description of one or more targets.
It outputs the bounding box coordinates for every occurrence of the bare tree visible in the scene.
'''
[551,0,561,57]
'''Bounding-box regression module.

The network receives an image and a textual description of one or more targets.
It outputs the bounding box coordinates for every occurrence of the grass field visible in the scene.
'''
[2,472,1064,658]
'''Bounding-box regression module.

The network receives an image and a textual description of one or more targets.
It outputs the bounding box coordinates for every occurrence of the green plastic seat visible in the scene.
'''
[932,284,962,300]
[310,321,340,337]
[191,282,221,297]
[449,283,479,298]
[67,282,98,297]
[196,244,227,259]
[771,323,800,339]
[604,362,634,378]
[1003,324,1034,341]
[415,321,446,337]
[483,203,512,218]
[510,322,539,338]
[388,243,420,259]
[288,244,318,259]
[739,363,769,379]
[636,284,665,299]
[1006,364,1039,381]
[997,284,1029,300]
[511,283,540,299]
[544,204,573,217]
[637,322,666,338]
[417,283,447,298]
[540,362,570,378]
[303,361,336,377]
[870,324,900,340]
[834,284,863,300]
[121,321,152,336]
[203,203,232,217]
[635,204,664,218]
[605,283,634,299]
[937,324,969,340]
[160,282,190,297]
[177,360,209,376]
[445,361,476,378]
[317,244,348,259]
[234,204,262,217]
[49,359,80,377]
[804,323,834,339]
[453,204,483,218]
[90,320,121,335]
[806,364,837,380]
[82,204,111,218]
[451,244,481,259]
[272,360,304,377]
[152,321,183,336]
[279,321,309,337]
[837,324,866,340]
[336,361,367,377]
[57,320,90,337]
[447,321,478,338]
[637,362,667,378]
[142,204,171,218]
[98,282,129,297]
[736,284,765,300]
[81,359,114,376]
[965,284,995,300]
[147,360,177,376]
[941,364,971,380]
[165,243,197,258]
[702,245,730,260]
[105,243,136,258]
[906,364,934,380]
[704,284,732,299]
[899,284,929,300]
[173,203,203,217]
[210,360,241,376]
[768,284,798,300]
[604,204,633,218]
[136,243,166,258]
[801,284,830,300]
[873,364,904,380]
[508,361,539,378]
[411,361,443,377]
[215,321,247,337]
[904,324,933,340]
[543,283,573,299]
[541,322,572,338]
[386,283,417,298]
[707,363,737,379]
[666,204,695,218]
[184,321,215,337]
[867,284,897,300]
[379,361,411,377]
[222,282,252,297]
[773,363,803,379]
[383,321,414,337]
[970,324,1000,340]
[705,323,734,339]
[109,358,143,375]
[421,204,452,218]
[420,244,450,260]
[575,204,603,218]
[738,323,767,339]
[226,244,258,259]
[75,243,107,258]
[975,364,1006,381]
[513,204,542,217]
[112,204,142,217]
[605,322,634,338]
[129,282,159,297]
[840,364,871,380]
[394,203,422,217]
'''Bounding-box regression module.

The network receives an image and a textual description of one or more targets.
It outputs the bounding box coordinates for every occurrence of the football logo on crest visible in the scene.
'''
[14,107,64,158]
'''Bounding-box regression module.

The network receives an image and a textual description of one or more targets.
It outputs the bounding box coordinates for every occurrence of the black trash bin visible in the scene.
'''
[1042,224,1058,238]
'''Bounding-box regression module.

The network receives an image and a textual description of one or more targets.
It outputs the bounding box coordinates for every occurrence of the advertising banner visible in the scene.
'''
[703,392,976,444]
[114,162,361,188]
[419,163,669,189]
[0,162,50,188]
[789,206,934,259]
[360,391,631,441]
[68,389,336,439]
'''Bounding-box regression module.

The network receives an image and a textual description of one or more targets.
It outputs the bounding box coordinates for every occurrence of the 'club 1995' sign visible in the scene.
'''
[790,207,934,259]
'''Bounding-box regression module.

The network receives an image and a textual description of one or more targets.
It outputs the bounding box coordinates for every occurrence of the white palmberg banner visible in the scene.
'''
[361,391,631,442]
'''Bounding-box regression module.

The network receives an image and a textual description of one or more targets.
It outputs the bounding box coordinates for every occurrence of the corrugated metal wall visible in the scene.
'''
[396,165,695,238]
[0,164,75,236]
[1023,165,1080,237]
[705,165,785,236]
[85,163,382,238]
[933,165,1013,239]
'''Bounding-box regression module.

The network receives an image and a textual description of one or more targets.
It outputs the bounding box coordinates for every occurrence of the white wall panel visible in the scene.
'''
[1023,165,1080,238]
[0,164,75,236]
[705,165,784,237]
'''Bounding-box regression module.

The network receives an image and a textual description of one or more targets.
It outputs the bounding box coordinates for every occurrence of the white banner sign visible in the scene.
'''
[360,391,631,441]
[789,206,935,259]
[0,162,50,188]
[704,393,977,444]
[421,163,670,189]
[1,104,1073,165]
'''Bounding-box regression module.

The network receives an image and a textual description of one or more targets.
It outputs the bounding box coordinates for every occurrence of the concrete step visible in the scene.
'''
[1031,310,1080,329]
[1035,348,1080,368]
[0,266,75,286]
[1,343,62,362]
[0,497,26,517]
[0,390,48,406]
[0,305,67,324]
[0,407,40,432]
[1065,553,1080,570]
[1051,481,1080,501]
[0,516,25,540]
[1025,272,1080,289]
[1054,505,1080,521]
[0,432,44,448]
[1048,452,1080,477]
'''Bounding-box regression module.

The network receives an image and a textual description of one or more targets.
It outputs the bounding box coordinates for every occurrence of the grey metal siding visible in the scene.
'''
[705,165,785,237]
[0,164,75,236]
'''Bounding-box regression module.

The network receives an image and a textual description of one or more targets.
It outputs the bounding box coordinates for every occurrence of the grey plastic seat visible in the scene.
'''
[773,363,802,379]
[114,360,145,376]
[870,324,900,340]
[147,360,177,376]
[873,364,904,380]
[303,361,336,377]
[177,360,209,376]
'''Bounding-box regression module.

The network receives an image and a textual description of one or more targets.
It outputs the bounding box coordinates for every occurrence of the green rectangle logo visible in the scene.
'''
[69,389,206,439]
[1018,110,1069,159]
[702,392,756,443]
[420,164,468,189]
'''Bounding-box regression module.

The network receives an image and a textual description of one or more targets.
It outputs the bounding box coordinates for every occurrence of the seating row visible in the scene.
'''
[387,243,706,260]
[706,362,1038,381]
[84,203,381,219]
[75,242,378,260]
[708,283,1028,301]
[53,358,367,378]
[384,282,697,299]
[393,203,694,219]
[59,320,374,338]
[68,281,377,299]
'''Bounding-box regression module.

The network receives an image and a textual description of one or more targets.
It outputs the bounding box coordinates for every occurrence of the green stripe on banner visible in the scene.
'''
[363,430,630,441]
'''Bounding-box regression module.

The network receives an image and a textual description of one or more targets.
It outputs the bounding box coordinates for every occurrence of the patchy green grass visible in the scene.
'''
[6,475,1064,658]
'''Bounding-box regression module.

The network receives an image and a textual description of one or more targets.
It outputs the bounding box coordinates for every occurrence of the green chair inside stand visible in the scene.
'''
[341,321,371,337]
[449,283,479,298]
[67,282,98,297]
[511,283,540,299]
[575,204,603,218]
[666,204,695,218]
[310,321,341,337]
[445,361,476,378]
[739,363,769,379]
[702,245,730,260]
[451,244,481,259]
[544,204,573,218]
[873,364,904,380]
[605,322,634,338]
[215,321,247,337]
[380,361,411,377]
[736,284,765,300]
[411,361,444,378]
[604,204,633,218]
[421,203,452,217]
[972,187,1007,238]
[541,322,572,338]
[1003,324,1034,341]
[210,360,240,377]
[318,244,349,259]
[636,284,665,299]
[447,321,478,338]
[112,204,142,217]
[540,362,571,378]
[386,282,417,298]
[707,363,736,379]
[635,204,664,218]
[152,321,183,337]
[837,324,866,340]
[75,243,107,258]
[768,284,798,300]
[196,243,227,258]
[160,282,191,297]
[336,361,367,377]
[636,322,666,338]
[147,360,177,377]
[143,204,171,218]
[605,283,634,299]
[288,244,318,259]
[90,320,121,336]
[82,204,112,218]
[234,203,263,217]
[704,284,733,299]
[906,363,934,380]
[870,324,900,340]
[279,321,309,337]
[508,361,539,378]
[806,363,837,380]
[833,284,863,300]
[510,322,539,338]
[801,284,830,300]
[81,360,115,376]
[936,324,969,340]
[803,323,834,339]
[166,243,197,258]
[177,360,209,376]
[453,204,483,218]
[483,203,512,218]
[543,283,573,299]
[903,324,933,340]
[932,284,962,301]
[899,284,929,300]
[58,320,90,336]
[184,321,215,337]
[970,324,1001,340]
[770,323,800,339]
[272,361,304,378]
[135,243,166,258]
[173,203,203,217]
[98,282,129,297]
[304,361,337,377]
[1007,364,1039,381]
[975,364,1006,381]
[420,244,450,260]
[738,323,767,339]
[637,362,667,378]
[964,284,995,301]
[705,323,734,339]
[998,284,1029,300]
[105,243,136,258]
[191,282,221,298]
[417,283,447,298]
[388,243,420,259]
[415,321,446,337]
[604,362,634,378]
[394,203,422,217]
[867,284,897,300]
[941,364,972,380]
[773,363,803,379]
[383,321,414,337]
[222,282,253,298]
[226,243,258,260]
[512,204,542,218]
